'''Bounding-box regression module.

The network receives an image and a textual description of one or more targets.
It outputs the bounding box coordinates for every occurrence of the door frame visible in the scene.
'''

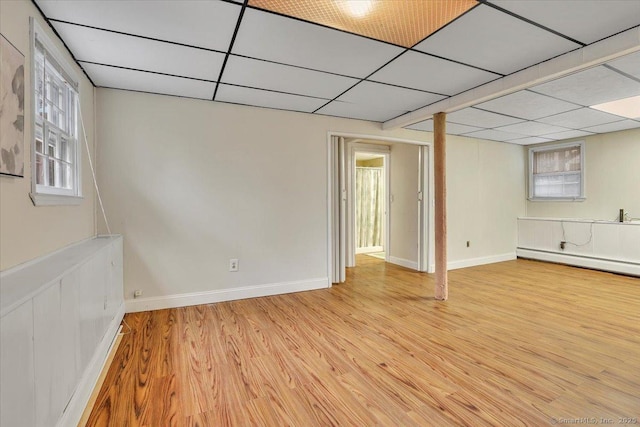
[328,132,433,284]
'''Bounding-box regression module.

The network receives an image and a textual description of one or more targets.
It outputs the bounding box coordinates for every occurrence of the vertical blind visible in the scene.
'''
[531,144,582,198]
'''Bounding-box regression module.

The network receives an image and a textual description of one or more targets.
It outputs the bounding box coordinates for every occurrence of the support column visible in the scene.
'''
[434,112,448,300]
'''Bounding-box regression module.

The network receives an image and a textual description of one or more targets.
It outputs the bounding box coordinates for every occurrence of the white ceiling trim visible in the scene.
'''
[383,26,640,130]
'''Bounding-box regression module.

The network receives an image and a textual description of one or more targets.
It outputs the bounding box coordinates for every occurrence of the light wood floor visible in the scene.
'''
[87,257,640,426]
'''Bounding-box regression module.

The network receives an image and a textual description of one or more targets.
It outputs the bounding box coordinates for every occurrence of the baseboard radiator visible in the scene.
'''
[1,235,124,427]
[517,217,640,277]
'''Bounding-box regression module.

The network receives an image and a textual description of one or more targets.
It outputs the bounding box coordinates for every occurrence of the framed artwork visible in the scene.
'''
[1,33,25,177]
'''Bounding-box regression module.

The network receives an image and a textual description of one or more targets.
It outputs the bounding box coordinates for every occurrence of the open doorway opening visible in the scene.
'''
[329,133,433,284]
[354,152,388,262]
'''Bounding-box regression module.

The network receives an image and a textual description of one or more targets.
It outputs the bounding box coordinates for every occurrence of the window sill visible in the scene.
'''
[30,192,84,206]
[528,197,586,202]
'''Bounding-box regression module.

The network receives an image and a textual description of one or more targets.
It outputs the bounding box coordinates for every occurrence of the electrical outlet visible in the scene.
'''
[466,241,470,247]
[133,289,143,298]
[560,241,566,250]
[229,259,239,272]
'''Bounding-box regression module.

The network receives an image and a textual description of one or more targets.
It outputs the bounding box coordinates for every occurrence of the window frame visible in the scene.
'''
[528,140,586,202]
[29,18,83,206]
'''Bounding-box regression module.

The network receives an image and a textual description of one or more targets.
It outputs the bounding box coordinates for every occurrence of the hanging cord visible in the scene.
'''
[78,100,112,235]
[561,220,593,247]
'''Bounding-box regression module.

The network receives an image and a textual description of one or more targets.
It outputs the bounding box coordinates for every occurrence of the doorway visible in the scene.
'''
[354,151,389,262]
[329,133,433,284]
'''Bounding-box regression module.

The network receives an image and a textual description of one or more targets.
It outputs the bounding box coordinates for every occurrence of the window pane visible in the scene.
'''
[35,51,45,120]
[47,128,58,158]
[48,158,56,187]
[35,125,44,154]
[533,146,581,174]
[65,164,73,189]
[60,136,68,162]
[35,154,45,185]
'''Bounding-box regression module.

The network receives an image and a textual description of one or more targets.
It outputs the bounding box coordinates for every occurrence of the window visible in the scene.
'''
[30,20,82,206]
[528,141,585,201]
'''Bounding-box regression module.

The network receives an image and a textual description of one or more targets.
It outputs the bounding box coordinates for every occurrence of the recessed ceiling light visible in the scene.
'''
[590,95,640,119]
[340,0,375,18]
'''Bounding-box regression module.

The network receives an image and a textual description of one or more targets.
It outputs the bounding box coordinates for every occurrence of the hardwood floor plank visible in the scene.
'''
[87,257,640,426]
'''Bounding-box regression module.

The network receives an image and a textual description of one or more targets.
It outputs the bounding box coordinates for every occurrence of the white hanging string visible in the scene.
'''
[77,99,112,235]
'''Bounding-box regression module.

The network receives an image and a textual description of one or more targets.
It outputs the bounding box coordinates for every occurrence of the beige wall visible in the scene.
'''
[389,143,419,263]
[525,128,640,221]
[0,0,96,270]
[96,88,430,300]
[97,88,526,301]
[447,135,526,263]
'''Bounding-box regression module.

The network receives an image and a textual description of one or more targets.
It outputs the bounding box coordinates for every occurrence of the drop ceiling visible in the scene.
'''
[33,0,640,145]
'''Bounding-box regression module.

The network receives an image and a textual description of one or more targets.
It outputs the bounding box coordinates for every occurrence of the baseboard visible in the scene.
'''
[517,248,640,277]
[125,277,330,313]
[57,302,125,427]
[430,252,517,271]
[388,256,419,271]
[78,332,123,426]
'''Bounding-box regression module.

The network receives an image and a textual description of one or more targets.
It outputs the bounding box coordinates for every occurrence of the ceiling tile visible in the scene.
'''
[475,90,580,121]
[83,63,216,99]
[232,8,403,78]
[406,119,483,135]
[339,81,445,112]
[607,51,640,80]
[369,51,499,96]
[446,122,485,135]
[413,5,580,75]
[216,84,327,113]
[489,0,640,44]
[538,108,625,129]
[506,136,554,145]
[530,66,640,107]
[582,120,640,134]
[316,101,406,122]
[463,129,527,142]
[221,56,358,99]
[447,108,523,128]
[36,0,240,51]
[495,121,571,137]
[54,23,224,81]
[542,130,594,141]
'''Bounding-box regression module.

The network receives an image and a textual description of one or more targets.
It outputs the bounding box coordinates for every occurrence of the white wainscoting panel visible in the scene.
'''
[0,300,36,427]
[0,235,124,427]
[517,217,640,276]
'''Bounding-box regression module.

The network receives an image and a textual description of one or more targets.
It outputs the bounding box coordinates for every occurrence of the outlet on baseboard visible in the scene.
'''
[133,289,143,298]
[229,259,239,272]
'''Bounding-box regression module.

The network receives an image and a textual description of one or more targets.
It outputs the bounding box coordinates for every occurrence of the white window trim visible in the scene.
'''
[528,140,586,202]
[29,18,83,206]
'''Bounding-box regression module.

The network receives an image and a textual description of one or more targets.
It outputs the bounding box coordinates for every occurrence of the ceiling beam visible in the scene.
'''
[383,26,640,130]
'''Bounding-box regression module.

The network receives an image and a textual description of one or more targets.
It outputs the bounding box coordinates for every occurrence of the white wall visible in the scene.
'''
[0,0,96,270]
[389,143,419,265]
[447,135,526,265]
[96,88,526,308]
[525,128,640,221]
